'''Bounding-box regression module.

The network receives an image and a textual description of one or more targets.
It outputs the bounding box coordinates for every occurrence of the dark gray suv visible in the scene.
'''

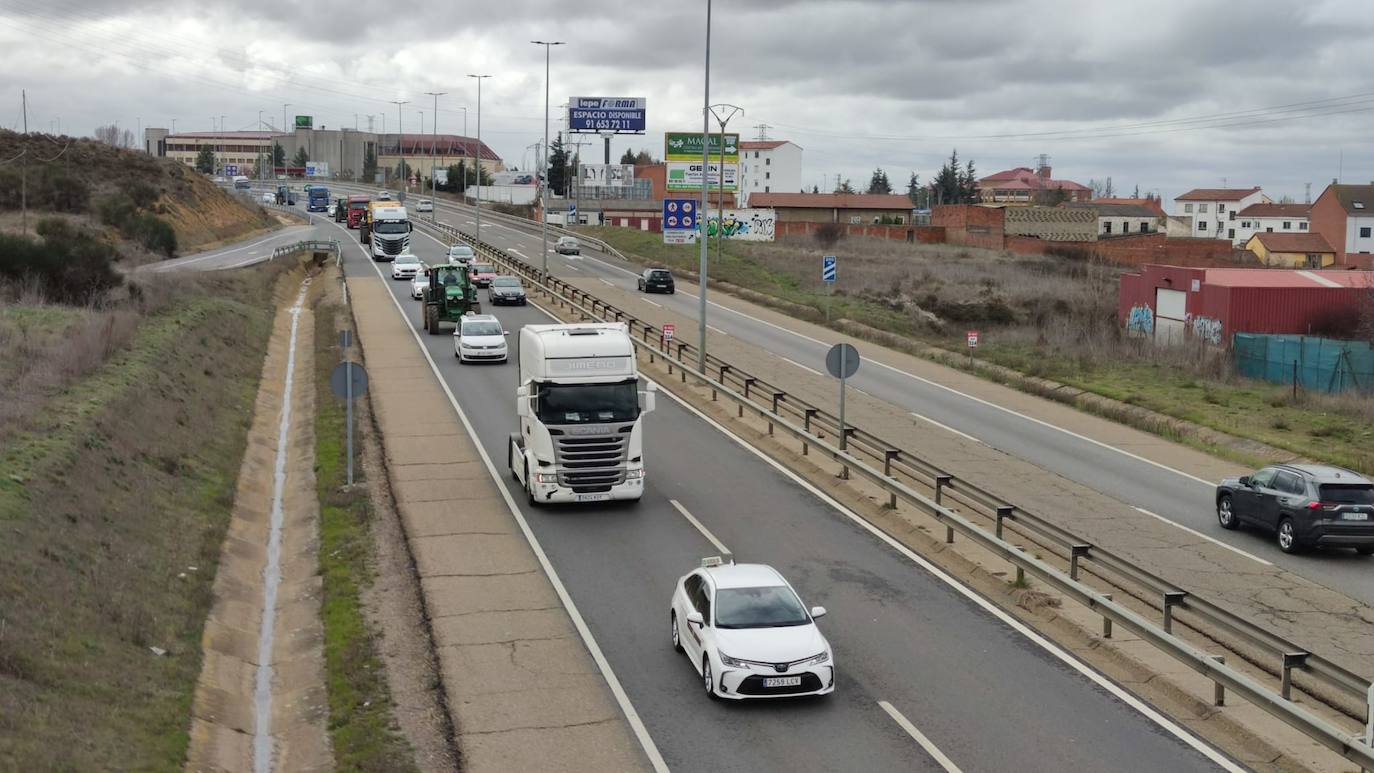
[1216,464,1374,555]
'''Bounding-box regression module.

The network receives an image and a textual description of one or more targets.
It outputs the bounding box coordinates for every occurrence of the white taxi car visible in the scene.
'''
[390,253,423,280]
[411,270,428,300]
[416,199,434,212]
[670,558,833,700]
[454,314,508,363]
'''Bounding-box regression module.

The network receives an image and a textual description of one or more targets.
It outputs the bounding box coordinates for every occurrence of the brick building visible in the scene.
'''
[976,164,1090,205]
[1308,183,1374,267]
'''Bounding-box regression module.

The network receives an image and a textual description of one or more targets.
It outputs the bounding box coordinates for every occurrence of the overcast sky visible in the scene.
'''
[4,0,1374,204]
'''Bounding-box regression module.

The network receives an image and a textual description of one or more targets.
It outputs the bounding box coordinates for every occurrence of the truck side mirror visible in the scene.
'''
[516,385,531,418]
[641,382,657,414]
[408,222,414,232]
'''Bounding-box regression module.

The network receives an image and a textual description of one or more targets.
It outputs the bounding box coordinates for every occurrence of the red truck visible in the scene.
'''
[346,194,371,229]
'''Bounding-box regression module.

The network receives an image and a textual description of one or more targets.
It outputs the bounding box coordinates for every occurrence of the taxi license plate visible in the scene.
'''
[576,493,612,503]
[1343,512,1369,521]
[763,676,802,688]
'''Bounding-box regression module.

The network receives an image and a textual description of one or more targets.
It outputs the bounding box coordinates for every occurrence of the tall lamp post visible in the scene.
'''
[390,99,409,191]
[708,103,742,291]
[425,91,447,221]
[280,103,290,178]
[532,39,565,277]
[467,75,492,243]
[697,1,712,370]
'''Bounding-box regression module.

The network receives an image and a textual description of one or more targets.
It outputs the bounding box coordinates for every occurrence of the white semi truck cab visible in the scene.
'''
[508,323,655,505]
[369,204,411,260]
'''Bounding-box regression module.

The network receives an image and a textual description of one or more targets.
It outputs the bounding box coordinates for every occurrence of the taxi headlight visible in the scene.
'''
[718,652,748,669]
[798,650,830,667]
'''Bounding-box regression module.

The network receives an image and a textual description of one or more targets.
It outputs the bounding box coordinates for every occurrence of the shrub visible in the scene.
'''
[95,188,177,257]
[1308,305,1361,338]
[0,219,122,304]
[814,223,845,248]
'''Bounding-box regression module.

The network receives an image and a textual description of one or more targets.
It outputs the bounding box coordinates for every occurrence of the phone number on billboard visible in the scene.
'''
[572,118,643,130]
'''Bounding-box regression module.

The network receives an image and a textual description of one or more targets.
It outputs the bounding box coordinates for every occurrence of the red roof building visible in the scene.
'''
[977,165,1090,205]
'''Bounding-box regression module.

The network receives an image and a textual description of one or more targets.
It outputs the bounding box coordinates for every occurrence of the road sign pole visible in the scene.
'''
[838,346,848,480]
[346,360,354,485]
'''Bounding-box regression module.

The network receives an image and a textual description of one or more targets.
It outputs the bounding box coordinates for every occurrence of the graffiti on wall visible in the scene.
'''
[1190,315,1223,345]
[1126,304,1154,335]
[704,208,776,241]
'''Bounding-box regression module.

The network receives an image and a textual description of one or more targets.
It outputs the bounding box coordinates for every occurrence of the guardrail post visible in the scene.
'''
[1211,655,1226,706]
[839,428,855,480]
[1101,593,1113,638]
[802,409,818,456]
[741,379,756,418]
[769,393,786,436]
[1162,591,1187,634]
[934,475,954,542]
[1069,544,1091,581]
[882,450,899,508]
[994,506,1014,540]
[1281,652,1309,700]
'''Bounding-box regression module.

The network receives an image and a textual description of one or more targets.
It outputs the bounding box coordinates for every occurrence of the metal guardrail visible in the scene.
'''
[270,239,339,262]
[415,216,1374,769]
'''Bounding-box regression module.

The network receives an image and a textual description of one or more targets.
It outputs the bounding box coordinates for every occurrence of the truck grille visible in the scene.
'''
[381,238,404,255]
[551,425,631,492]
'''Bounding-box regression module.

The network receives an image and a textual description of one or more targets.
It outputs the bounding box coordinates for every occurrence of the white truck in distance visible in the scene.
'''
[369,204,411,260]
[509,323,655,505]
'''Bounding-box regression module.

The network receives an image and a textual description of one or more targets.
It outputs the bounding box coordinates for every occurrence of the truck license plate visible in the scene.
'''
[576,493,612,502]
[763,676,802,688]
[1343,512,1369,521]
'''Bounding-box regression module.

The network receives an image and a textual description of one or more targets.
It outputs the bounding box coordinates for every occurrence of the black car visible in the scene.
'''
[638,268,675,294]
[1216,464,1374,555]
[488,275,527,306]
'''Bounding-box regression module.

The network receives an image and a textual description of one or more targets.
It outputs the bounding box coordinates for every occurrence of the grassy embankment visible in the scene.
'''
[0,267,288,769]
[312,299,419,771]
[583,225,1374,473]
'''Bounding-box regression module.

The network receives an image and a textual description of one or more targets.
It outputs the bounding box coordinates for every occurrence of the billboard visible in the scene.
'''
[662,198,698,245]
[432,166,448,186]
[568,97,646,133]
[666,161,738,192]
[705,208,776,242]
[305,161,330,177]
[579,163,634,188]
[294,115,313,129]
[664,132,739,163]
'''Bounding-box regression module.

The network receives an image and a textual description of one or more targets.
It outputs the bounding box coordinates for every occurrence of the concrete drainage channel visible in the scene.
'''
[415,216,1374,771]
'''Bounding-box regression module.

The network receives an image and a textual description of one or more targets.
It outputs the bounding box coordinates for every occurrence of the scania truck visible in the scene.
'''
[365,202,411,261]
[508,323,655,506]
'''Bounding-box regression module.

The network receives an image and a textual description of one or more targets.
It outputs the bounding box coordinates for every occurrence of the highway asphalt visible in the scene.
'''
[334,186,1374,609]
[308,206,1231,772]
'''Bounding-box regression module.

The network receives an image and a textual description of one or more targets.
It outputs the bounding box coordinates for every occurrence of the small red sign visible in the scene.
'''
[662,323,676,344]
[967,330,979,348]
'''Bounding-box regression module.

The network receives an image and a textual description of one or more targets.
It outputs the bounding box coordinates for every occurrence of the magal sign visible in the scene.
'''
[664,132,739,163]
[568,97,646,133]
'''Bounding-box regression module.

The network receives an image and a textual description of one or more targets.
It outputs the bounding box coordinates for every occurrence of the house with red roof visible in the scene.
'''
[1171,187,1269,242]
[1232,202,1311,247]
[976,163,1090,205]
[1243,232,1335,268]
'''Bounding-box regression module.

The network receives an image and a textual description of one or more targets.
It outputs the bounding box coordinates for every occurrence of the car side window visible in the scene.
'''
[1274,472,1305,496]
[683,574,702,606]
[699,585,712,626]
[1250,468,1278,489]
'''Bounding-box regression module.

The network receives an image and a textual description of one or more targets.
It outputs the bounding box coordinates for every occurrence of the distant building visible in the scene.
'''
[748,192,913,224]
[1064,202,1162,236]
[976,163,1090,205]
[156,131,289,177]
[1172,187,1268,242]
[1244,232,1335,268]
[737,140,802,207]
[1092,196,1166,217]
[1308,183,1374,267]
[1231,202,1310,247]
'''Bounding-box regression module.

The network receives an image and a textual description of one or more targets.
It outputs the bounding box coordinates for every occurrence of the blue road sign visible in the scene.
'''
[663,198,697,244]
[568,96,647,133]
[823,255,837,283]
[224,164,238,176]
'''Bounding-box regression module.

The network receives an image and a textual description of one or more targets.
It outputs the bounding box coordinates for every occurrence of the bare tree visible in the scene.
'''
[93,124,120,146]
[1278,194,1296,204]
[1088,177,1115,199]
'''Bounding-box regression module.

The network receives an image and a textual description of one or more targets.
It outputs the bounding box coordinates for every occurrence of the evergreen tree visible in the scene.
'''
[619,148,637,164]
[931,150,965,205]
[866,167,892,194]
[961,159,979,203]
[195,145,216,174]
[834,179,856,194]
[291,146,309,168]
[361,146,378,181]
[548,136,569,196]
[811,184,820,194]
[633,149,655,165]
[905,172,922,206]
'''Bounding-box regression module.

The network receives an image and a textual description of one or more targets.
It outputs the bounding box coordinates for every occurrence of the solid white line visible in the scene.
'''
[566,264,580,271]
[599,278,615,287]
[706,324,727,335]
[670,499,731,556]
[911,412,983,444]
[878,701,964,773]
[781,356,823,377]
[1132,507,1273,566]
[641,299,662,308]
[342,225,670,772]
[647,365,1243,773]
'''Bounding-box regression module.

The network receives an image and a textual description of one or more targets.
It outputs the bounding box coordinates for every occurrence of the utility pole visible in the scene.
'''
[698,0,712,371]
[709,104,742,283]
[753,122,770,140]
[425,91,447,219]
[258,110,264,180]
[568,137,590,230]
[279,103,290,179]
[20,89,28,234]
[532,40,565,277]
[467,75,492,242]
[390,100,409,191]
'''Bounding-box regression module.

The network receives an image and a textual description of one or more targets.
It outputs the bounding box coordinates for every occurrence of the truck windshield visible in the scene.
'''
[536,380,639,425]
[374,222,409,234]
[350,202,368,210]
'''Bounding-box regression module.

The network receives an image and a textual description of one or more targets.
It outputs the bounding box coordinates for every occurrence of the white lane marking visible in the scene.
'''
[566,265,580,271]
[781,356,823,376]
[510,249,530,260]
[706,325,727,335]
[341,225,668,772]
[644,360,1244,773]
[641,299,662,308]
[1132,507,1272,566]
[910,412,983,444]
[670,499,730,556]
[254,280,309,773]
[878,701,964,773]
[156,230,297,270]
[599,278,615,287]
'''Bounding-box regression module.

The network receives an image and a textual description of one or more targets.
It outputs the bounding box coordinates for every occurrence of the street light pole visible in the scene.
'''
[698,0,712,371]
[390,99,409,191]
[532,40,565,278]
[709,104,742,296]
[425,91,446,221]
[467,75,491,244]
[279,103,290,179]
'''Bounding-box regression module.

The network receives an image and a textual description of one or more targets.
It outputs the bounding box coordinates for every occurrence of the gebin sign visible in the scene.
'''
[568,97,646,133]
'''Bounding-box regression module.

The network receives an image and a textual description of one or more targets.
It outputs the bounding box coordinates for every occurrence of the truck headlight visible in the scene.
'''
[625,468,645,479]
[533,472,558,484]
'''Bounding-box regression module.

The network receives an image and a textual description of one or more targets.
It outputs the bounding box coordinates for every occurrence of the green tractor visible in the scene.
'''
[423,264,481,335]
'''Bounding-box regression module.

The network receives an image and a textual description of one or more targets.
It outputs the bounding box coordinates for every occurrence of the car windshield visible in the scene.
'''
[535,380,639,425]
[1319,484,1374,504]
[714,586,810,629]
[472,264,494,273]
[395,255,419,265]
[491,277,520,287]
[374,222,408,234]
[462,321,502,336]
[449,246,473,255]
